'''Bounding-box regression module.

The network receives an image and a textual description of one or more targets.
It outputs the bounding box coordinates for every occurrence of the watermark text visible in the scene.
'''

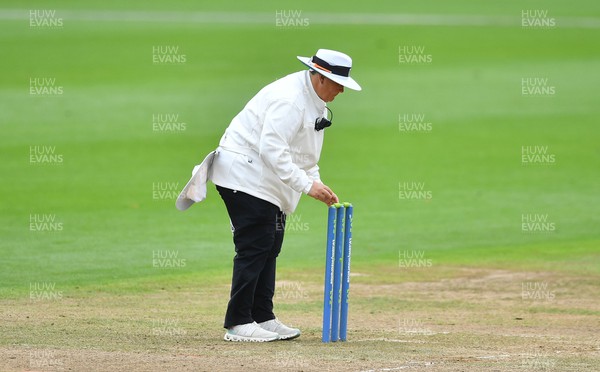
[399,45,432,64]
[399,181,432,200]
[399,250,432,268]
[152,250,186,268]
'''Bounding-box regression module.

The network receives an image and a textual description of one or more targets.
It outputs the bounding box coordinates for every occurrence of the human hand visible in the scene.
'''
[308,181,339,206]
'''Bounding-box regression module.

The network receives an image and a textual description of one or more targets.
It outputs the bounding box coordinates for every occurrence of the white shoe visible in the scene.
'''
[224,322,279,342]
[258,318,301,340]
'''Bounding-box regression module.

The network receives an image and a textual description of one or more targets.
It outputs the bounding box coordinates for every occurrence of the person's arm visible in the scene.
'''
[306,164,321,183]
[305,145,338,205]
[259,100,311,193]
[259,101,337,205]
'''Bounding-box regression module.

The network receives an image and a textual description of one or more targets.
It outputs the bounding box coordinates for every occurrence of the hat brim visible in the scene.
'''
[297,56,362,91]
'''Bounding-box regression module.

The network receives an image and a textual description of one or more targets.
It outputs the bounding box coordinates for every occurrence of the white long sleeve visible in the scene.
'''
[210,71,326,214]
[259,100,311,194]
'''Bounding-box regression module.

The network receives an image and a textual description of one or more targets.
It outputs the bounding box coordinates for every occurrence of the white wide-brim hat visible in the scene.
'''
[297,49,362,91]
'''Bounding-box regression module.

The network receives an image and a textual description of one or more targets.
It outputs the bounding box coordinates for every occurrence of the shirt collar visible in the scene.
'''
[304,70,326,109]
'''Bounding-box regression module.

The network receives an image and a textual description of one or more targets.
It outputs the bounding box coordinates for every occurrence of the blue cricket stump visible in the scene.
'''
[322,202,353,343]
[340,203,353,341]
[330,204,345,342]
[321,205,336,343]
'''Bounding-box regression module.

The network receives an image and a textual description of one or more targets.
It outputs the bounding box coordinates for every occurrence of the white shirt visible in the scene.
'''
[210,70,327,214]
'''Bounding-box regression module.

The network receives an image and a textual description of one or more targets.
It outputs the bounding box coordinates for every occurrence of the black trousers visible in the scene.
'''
[217,186,286,329]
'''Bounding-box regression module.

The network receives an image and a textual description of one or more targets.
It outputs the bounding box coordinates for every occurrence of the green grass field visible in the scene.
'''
[1,1,599,371]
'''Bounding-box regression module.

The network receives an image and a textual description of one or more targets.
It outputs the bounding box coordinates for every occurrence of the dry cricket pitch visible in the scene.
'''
[1,266,598,371]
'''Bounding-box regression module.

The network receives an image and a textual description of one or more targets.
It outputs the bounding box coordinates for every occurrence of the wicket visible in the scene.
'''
[322,202,353,343]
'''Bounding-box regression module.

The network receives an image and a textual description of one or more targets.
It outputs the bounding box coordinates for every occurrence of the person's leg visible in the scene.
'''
[252,211,286,323]
[252,211,301,340]
[216,186,279,329]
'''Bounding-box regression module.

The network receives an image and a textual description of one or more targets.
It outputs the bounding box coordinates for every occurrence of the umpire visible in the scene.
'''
[210,49,361,342]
